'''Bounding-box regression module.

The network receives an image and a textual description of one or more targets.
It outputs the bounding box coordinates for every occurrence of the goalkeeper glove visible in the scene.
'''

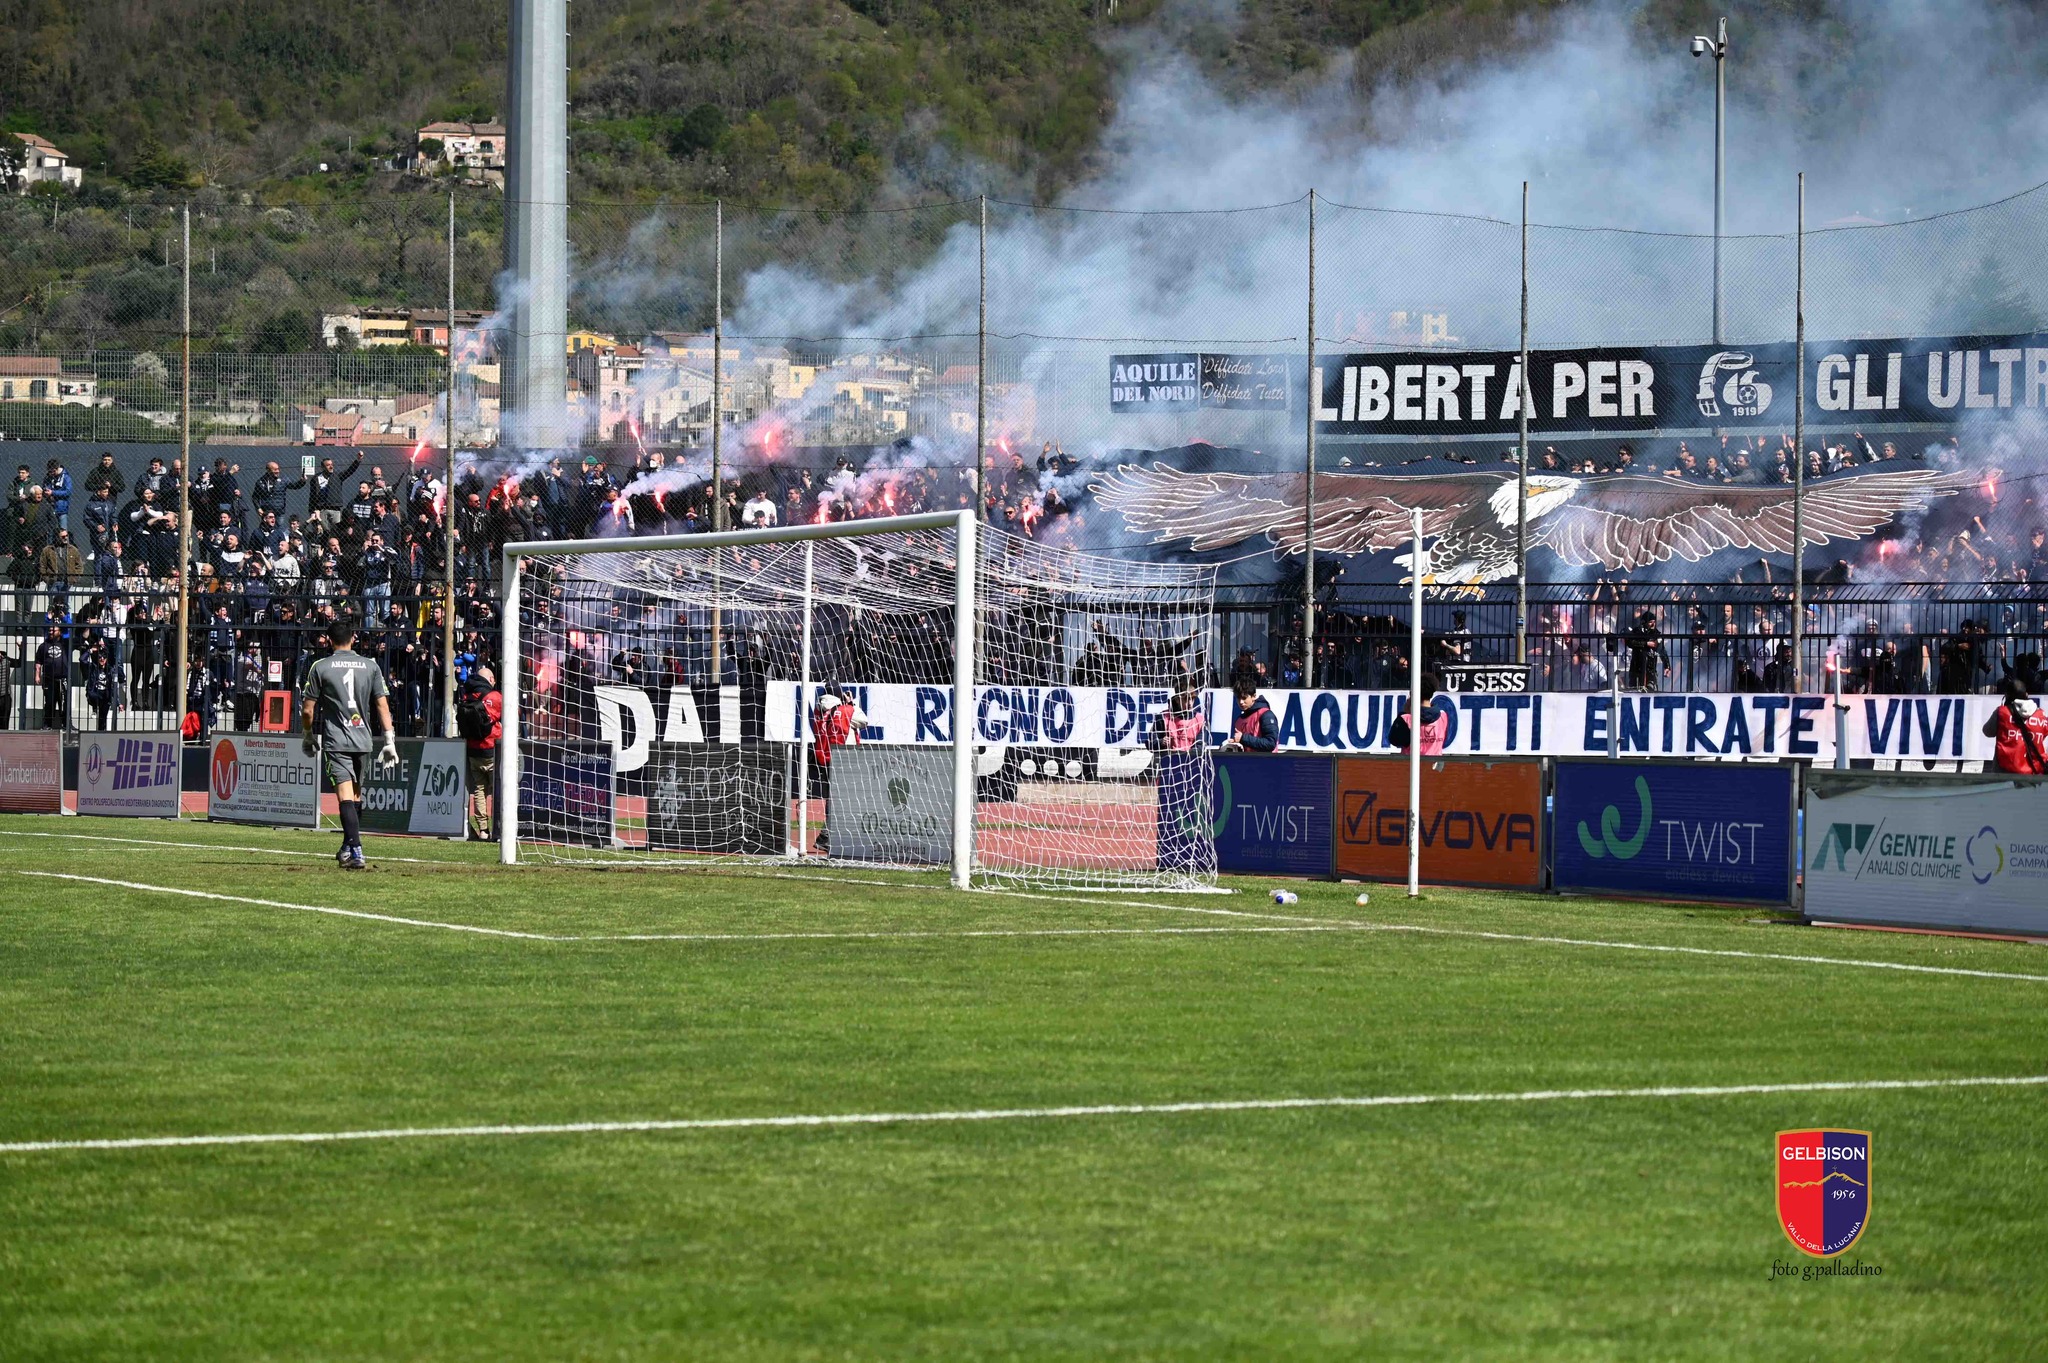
[375,736,400,774]
[302,732,318,759]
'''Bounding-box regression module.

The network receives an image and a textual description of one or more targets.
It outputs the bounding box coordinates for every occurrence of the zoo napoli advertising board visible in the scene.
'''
[358,740,468,838]
[1803,773,2048,935]
[760,682,2000,765]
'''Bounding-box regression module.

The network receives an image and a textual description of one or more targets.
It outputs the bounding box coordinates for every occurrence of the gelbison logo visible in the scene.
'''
[211,739,239,801]
[1697,350,1774,419]
[1777,1129,1871,1257]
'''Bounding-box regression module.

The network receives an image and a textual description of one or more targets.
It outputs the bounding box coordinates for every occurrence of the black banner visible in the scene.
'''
[645,742,787,855]
[1312,333,2048,435]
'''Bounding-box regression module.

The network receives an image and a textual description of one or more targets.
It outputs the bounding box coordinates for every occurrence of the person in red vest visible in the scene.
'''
[811,683,866,851]
[1151,677,1206,752]
[1219,683,1277,753]
[1983,678,2048,775]
[1389,671,1452,755]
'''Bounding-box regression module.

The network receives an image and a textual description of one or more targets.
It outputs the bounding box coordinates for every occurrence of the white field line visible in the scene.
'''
[4,1073,2041,1156]
[12,866,2048,984]
[0,828,454,865]
[10,871,1361,945]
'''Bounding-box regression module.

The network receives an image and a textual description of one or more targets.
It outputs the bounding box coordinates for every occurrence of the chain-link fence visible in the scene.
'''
[5,177,2048,729]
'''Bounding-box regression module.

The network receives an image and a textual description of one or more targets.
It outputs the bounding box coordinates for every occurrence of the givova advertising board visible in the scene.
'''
[826,745,953,866]
[1210,754,1334,877]
[360,739,468,838]
[77,731,181,818]
[0,731,62,813]
[1552,760,1795,905]
[646,743,788,855]
[207,734,320,828]
[1803,773,2048,934]
[1334,757,1543,890]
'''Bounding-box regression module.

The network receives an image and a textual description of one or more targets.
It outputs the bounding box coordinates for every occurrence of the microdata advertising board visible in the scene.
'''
[1551,759,1796,906]
[1210,754,1335,877]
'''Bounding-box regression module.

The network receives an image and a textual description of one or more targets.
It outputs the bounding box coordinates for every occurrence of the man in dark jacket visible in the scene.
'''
[83,483,120,553]
[82,452,125,502]
[297,453,361,531]
[1219,684,1278,753]
[35,623,69,729]
[252,461,292,519]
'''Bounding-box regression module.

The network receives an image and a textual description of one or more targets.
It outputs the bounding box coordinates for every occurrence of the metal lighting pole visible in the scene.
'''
[1407,506,1424,900]
[710,200,724,670]
[975,193,987,519]
[441,190,459,735]
[1692,18,1729,344]
[174,205,192,739]
[1792,172,1807,693]
[1515,180,1530,666]
[1303,189,1317,682]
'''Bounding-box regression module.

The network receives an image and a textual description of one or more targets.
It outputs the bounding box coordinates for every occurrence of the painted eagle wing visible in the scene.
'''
[1090,463,1501,554]
[1533,467,1987,571]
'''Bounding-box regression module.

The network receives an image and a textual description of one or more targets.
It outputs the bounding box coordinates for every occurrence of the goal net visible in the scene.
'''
[501,510,1218,890]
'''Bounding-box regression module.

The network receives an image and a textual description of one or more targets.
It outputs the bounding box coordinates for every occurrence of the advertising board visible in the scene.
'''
[207,734,320,828]
[826,745,953,865]
[0,731,62,814]
[1552,760,1794,905]
[517,741,617,847]
[1804,772,2048,934]
[1334,757,1544,890]
[77,731,181,818]
[646,743,788,855]
[1210,754,1334,877]
[360,739,468,838]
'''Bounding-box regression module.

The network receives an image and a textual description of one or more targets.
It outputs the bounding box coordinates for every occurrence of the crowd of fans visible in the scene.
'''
[3,429,2043,735]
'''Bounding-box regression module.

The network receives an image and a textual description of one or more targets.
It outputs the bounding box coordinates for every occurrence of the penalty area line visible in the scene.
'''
[4,1073,2042,1156]
[9,871,1365,946]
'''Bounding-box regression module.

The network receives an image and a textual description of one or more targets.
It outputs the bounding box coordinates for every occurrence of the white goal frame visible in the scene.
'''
[498,510,979,888]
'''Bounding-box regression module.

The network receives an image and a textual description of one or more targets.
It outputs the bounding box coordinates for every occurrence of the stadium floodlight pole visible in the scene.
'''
[1792,171,1807,692]
[976,193,987,519]
[1304,189,1317,683]
[174,204,192,739]
[1691,18,1729,345]
[711,199,725,670]
[1515,180,1530,666]
[442,189,459,736]
[1407,506,1424,900]
[496,510,979,882]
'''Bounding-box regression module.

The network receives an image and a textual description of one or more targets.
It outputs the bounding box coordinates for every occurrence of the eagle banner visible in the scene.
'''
[1111,331,2048,435]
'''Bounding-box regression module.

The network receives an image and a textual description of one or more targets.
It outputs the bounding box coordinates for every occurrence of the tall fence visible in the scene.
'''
[5,178,2048,723]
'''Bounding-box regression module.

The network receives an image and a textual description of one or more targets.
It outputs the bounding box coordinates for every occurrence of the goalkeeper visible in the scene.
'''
[299,616,399,871]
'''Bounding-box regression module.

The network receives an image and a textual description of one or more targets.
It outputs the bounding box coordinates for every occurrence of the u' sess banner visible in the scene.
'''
[765,681,2000,763]
[1552,760,1795,905]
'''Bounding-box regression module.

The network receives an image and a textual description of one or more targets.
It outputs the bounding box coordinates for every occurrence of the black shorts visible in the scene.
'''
[324,751,368,790]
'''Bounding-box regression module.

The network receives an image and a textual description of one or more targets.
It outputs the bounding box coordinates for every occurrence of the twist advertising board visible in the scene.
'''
[207,734,320,828]
[1803,773,2048,935]
[826,745,953,865]
[1334,757,1544,890]
[0,731,62,813]
[360,740,468,838]
[1552,760,1795,905]
[77,731,181,818]
[1211,754,1335,877]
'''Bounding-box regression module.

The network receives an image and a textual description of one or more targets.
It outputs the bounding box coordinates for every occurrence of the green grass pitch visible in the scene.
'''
[1,814,2044,1360]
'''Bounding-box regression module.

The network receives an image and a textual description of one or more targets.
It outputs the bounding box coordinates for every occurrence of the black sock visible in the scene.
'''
[339,799,361,852]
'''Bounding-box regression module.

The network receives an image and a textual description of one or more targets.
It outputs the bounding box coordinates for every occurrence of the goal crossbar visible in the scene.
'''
[498,510,979,887]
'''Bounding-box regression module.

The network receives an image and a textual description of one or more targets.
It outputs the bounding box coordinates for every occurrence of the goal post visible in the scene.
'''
[497,508,1216,891]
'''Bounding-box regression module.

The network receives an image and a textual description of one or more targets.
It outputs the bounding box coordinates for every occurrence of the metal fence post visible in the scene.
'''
[1516,180,1531,667]
[1792,172,1807,692]
[173,204,192,743]
[1304,189,1317,682]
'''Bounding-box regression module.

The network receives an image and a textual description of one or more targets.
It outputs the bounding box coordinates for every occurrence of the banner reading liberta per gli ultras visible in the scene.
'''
[1804,773,2048,934]
[764,682,2001,764]
[207,734,319,827]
